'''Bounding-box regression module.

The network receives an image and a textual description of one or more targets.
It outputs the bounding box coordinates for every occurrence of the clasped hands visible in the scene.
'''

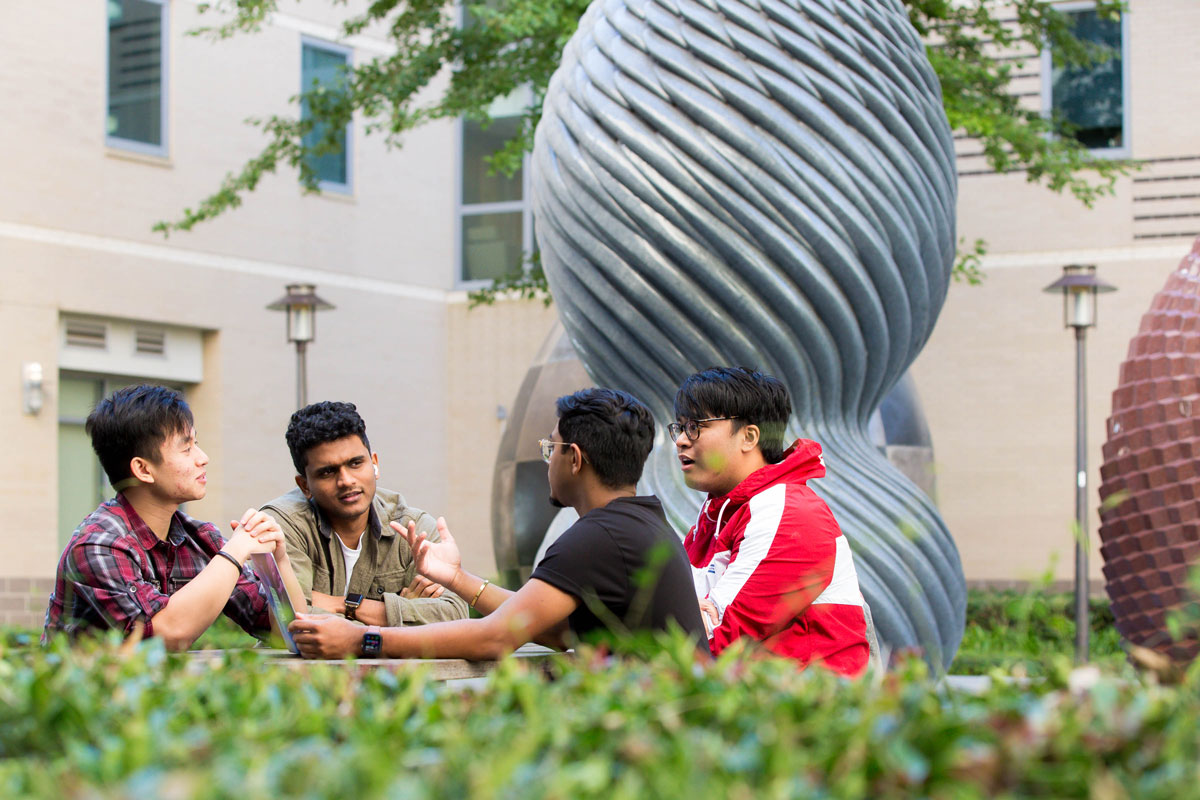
[223,508,290,565]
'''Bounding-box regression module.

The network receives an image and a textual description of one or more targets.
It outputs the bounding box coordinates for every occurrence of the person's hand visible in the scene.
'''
[699,598,719,636]
[310,591,345,615]
[289,613,364,659]
[230,509,290,565]
[399,574,445,599]
[394,517,461,588]
[225,509,282,563]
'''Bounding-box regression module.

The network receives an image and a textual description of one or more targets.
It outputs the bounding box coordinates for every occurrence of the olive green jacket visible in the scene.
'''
[261,487,468,626]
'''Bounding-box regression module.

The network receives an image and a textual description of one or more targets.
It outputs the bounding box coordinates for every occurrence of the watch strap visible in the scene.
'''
[344,592,364,621]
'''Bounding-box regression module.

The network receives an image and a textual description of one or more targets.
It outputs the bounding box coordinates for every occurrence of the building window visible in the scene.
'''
[58,376,106,548]
[106,0,168,154]
[301,39,352,192]
[458,114,534,283]
[1044,4,1128,153]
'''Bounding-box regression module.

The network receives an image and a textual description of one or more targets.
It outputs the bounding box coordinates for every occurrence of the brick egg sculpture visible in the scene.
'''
[1099,238,1200,662]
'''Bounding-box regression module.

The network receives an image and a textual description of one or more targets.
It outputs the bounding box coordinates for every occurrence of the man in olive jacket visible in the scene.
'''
[261,402,468,627]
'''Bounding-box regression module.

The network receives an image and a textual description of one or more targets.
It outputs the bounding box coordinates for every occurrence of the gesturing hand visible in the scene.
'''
[393,517,461,588]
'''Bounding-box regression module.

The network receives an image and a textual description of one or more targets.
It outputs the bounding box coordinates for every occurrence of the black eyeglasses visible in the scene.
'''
[667,417,739,441]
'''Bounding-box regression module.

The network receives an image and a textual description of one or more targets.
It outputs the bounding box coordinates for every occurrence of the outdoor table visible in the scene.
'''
[188,642,564,681]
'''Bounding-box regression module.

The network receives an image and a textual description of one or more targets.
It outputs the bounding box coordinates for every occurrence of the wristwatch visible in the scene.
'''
[361,625,382,658]
[344,592,364,621]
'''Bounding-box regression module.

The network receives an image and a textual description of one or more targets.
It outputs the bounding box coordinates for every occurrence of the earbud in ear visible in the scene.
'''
[373,465,379,478]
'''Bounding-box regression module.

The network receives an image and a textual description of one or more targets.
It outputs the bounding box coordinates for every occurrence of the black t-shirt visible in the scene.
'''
[530,496,707,646]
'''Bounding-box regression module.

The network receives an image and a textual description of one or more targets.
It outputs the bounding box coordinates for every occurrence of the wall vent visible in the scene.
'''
[64,320,107,349]
[135,328,166,356]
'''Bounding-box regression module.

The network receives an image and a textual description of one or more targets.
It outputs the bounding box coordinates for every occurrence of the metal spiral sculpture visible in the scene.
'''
[530,0,965,666]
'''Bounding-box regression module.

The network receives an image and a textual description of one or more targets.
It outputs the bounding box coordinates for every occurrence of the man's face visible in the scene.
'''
[298,435,378,524]
[146,426,209,504]
[674,416,742,496]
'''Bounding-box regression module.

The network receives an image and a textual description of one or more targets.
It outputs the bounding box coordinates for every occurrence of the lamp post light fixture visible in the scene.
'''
[267,283,335,410]
[1043,264,1116,663]
[21,362,44,415]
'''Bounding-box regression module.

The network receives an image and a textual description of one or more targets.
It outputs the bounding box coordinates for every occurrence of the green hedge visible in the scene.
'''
[1,632,1198,799]
[953,589,1126,675]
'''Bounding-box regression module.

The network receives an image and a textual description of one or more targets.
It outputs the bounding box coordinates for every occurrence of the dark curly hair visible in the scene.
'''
[555,388,654,489]
[86,384,194,484]
[286,401,371,475]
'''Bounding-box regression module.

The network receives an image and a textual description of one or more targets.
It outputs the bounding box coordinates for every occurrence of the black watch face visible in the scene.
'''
[362,631,382,657]
[345,593,364,608]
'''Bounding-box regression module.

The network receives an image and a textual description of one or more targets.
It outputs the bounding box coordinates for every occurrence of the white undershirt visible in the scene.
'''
[337,532,365,595]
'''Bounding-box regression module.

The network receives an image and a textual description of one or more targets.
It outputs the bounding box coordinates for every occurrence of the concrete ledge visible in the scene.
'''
[187,643,564,681]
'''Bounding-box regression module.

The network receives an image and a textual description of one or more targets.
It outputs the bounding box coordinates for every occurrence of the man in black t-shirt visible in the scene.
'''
[531,494,700,640]
[289,388,707,659]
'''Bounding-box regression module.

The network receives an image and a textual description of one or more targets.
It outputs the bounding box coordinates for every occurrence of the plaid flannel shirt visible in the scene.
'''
[43,493,270,641]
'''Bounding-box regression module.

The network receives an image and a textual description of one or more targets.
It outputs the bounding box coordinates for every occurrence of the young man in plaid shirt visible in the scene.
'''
[43,385,305,650]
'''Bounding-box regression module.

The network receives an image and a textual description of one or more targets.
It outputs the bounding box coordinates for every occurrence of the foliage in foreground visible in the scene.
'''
[2,630,1199,799]
[953,588,1125,675]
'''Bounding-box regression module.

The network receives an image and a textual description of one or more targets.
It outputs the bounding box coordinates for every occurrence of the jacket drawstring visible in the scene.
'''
[713,498,732,538]
[697,497,733,538]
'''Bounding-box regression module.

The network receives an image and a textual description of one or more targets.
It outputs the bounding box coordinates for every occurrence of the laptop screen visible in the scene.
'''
[250,552,300,654]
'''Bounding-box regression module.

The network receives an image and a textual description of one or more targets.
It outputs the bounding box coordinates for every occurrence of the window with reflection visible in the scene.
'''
[301,40,352,190]
[1048,6,1127,151]
[106,0,167,153]
[459,115,532,282]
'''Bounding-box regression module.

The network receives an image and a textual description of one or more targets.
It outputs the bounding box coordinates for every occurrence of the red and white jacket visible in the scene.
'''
[686,439,869,676]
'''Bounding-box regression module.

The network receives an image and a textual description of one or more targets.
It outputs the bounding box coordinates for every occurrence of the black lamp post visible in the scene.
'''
[267,283,335,409]
[1043,264,1116,663]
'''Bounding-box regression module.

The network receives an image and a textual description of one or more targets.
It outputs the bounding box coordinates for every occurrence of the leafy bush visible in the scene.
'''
[953,588,1126,675]
[1,632,1198,799]
[5,586,1194,798]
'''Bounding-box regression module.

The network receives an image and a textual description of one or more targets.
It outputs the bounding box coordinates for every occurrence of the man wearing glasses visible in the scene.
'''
[287,388,707,659]
[672,367,869,676]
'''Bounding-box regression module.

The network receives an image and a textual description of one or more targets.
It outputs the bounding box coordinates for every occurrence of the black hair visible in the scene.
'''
[555,388,654,489]
[673,366,792,464]
[86,384,195,484]
[285,401,372,475]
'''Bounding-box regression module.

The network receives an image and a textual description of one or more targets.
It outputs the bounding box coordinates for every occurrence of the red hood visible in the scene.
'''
[703,438,826,517]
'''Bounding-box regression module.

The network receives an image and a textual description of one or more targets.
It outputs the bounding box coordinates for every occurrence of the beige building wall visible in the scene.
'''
[0,0,540,625]
[913,0,1200,586]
